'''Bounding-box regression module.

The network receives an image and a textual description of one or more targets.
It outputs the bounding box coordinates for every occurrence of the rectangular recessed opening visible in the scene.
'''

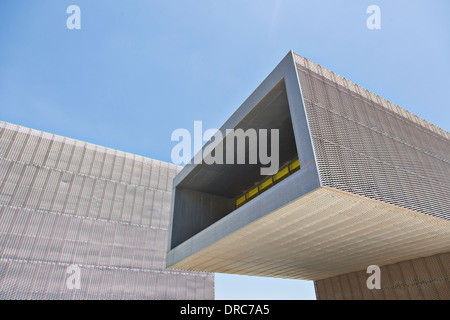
[170,79,300,249]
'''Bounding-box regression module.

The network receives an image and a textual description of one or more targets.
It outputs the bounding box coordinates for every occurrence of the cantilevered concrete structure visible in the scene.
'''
[167,51,450,299]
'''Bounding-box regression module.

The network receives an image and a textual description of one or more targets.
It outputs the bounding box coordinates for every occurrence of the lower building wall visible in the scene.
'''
[0,122,214,299]
[315,252,450,300]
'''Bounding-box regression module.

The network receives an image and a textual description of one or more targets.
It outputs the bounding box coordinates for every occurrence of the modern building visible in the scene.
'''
[167,51,450,299]
[0,121,214,299]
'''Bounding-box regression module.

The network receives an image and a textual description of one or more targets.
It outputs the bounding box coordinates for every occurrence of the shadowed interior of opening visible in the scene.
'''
[170,79,299,249]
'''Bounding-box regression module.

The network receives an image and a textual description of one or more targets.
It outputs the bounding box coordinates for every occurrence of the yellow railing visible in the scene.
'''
[235,158,300,209]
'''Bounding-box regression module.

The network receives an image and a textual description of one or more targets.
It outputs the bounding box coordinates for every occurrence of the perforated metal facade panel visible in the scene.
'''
[295,54,450,221]
[0,121,214,299]
[315,251,450,300]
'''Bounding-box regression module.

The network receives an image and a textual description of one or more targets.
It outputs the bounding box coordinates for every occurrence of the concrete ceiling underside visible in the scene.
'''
[178,80,298,199]
[168,187,450,280]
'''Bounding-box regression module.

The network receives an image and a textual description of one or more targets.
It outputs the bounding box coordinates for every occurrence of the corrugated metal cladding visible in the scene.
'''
[315,251,450,300]
[0,121,214,299]
[294,54,450,221]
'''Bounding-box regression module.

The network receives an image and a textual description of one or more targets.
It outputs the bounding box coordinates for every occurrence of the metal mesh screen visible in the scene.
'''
[0,121,214,299]
[315,251,450,300]
[294,54,450,221]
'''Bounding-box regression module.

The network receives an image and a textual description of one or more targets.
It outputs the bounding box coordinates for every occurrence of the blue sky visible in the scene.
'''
[0,1,448,299]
